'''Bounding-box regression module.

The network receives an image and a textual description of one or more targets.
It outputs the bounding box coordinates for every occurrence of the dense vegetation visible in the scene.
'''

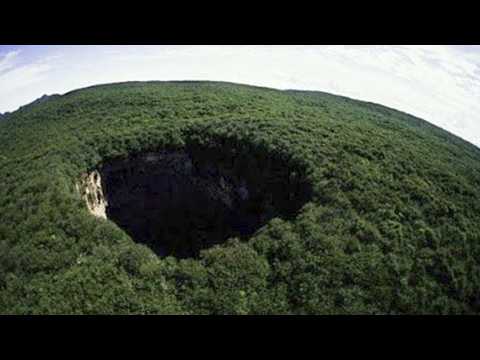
[1,81,479,314]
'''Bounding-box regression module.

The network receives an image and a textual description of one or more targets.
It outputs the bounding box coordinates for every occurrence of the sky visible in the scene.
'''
[1,45,480,146]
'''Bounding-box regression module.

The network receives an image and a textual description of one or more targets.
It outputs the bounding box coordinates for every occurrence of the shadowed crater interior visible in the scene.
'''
[97,144,312,259]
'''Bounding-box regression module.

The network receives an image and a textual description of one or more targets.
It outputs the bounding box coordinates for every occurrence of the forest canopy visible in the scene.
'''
[1,81,479,314]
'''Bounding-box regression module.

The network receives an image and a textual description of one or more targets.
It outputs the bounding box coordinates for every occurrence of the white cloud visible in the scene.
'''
[0,50,21,75]
[1,45,480,147]
[0,55,57,112]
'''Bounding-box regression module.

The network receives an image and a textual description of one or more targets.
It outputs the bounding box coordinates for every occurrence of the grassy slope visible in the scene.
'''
[0,81,479,314]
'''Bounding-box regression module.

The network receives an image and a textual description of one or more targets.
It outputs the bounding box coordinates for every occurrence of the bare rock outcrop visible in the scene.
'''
[77,170,108,219]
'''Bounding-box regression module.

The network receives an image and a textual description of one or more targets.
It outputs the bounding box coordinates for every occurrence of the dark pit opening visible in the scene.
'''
[99,144,312,259]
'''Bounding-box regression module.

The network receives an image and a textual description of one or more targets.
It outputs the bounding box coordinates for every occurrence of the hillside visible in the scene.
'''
[1,81,479,314]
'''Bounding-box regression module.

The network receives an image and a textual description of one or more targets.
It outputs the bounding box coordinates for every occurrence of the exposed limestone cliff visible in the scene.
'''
[77,170,107,219]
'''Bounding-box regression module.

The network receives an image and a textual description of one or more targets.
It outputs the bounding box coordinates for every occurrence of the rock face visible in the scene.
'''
[79,149,311,258]
[77,170,108,219]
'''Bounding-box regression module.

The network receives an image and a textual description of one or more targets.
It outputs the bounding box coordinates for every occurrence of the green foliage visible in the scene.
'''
[1,81,480,314]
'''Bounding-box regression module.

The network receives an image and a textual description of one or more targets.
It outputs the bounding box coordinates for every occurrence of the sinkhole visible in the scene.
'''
[82,143,312,259]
